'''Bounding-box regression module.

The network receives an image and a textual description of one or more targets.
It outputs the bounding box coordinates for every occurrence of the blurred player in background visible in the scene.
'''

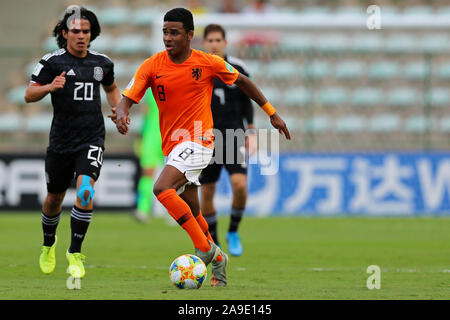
[187,0,209,15]
[114,8,290,287]
[134,92,164,223]
[243,0,276,14]
[24,6,120,279]
[200,24,256,256]
[217,0,241,13]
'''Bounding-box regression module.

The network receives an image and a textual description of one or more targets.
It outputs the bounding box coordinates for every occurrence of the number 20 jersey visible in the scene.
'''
[30,48,115,154]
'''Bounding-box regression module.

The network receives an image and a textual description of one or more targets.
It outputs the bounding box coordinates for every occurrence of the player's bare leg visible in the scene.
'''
[43,192,65,216]
[201,183,216,214]
[227,173,247,256]
[230,173,247,210]
[179,183,200,216]
[154,165,189,196]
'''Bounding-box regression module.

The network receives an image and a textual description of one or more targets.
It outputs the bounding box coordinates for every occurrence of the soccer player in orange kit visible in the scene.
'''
[114,8,290,287]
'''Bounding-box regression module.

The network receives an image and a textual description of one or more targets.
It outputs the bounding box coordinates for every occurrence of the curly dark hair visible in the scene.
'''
[52,6,101,49]
[164,8,194,33]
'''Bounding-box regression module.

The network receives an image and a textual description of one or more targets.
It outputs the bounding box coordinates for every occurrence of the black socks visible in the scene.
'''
[41,211,61,246]
[229,207,244,233]
[69,206,93,253]
[204,213,219,245]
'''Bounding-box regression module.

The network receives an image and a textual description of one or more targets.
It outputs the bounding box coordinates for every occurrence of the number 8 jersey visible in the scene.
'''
[122,49,239,156]
[30,48,115,154]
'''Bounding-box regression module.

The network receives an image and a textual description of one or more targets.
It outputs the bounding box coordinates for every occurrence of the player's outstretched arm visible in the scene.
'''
[24,71,66,103]
[115,95,135,135]
[234,73,291,140]
[102,82,121,124]
[246,123,258,157]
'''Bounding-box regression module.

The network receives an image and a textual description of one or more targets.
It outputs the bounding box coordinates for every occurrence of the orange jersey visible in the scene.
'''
[122,49,239,156]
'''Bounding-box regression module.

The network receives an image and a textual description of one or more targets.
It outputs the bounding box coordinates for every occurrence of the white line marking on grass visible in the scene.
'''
[155,266,168,270]
[312,268,335,272]
[84,264,116,269]
[382,268,420,273]
[8,263,447,273]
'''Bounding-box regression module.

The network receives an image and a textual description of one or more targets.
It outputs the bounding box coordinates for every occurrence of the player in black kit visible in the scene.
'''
[24,6,120,278]
[199,24,257,256]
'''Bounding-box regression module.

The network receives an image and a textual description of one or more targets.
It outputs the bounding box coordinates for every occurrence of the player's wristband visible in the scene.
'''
[261,102,277,116]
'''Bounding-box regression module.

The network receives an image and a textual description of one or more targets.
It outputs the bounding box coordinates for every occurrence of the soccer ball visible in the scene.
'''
[169,254,207,289]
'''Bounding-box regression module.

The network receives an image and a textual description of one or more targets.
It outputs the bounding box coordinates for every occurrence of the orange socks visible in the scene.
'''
[195,212,214,243]
[157,189,210,252]
[196,211,223,262]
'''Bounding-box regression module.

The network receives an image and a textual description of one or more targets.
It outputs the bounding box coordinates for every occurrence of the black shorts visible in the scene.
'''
[45,145,104,194]
[199,134,247,184]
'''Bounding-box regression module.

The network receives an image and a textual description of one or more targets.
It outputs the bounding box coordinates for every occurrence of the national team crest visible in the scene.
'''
[192,68,202,81]
[93,66,104,81]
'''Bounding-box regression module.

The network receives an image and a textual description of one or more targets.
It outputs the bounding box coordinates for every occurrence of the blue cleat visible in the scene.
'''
[226,232,243,256]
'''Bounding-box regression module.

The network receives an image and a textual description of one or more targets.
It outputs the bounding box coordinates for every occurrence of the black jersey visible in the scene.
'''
[30,48,115,154]
[211,55,253,131]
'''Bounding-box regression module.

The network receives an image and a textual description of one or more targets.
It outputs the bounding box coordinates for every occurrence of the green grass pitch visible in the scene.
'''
[0,213,449,300]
